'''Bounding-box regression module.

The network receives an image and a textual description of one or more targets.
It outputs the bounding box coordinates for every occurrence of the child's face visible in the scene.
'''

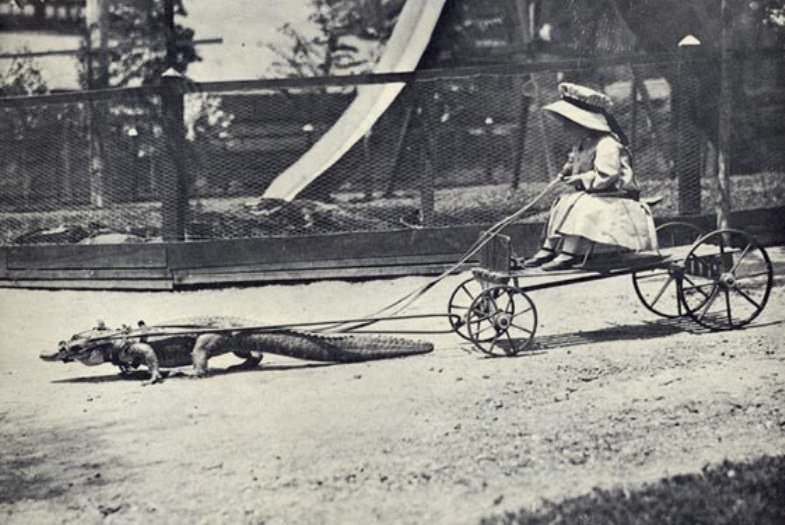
[559,118,588,141]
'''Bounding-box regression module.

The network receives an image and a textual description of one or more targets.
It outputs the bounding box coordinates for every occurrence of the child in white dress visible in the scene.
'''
[523,83,658,271]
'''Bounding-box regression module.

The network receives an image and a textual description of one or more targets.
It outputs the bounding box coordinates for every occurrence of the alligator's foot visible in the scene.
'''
[141,371,164,386]
[227,355,263,372]
[186,368,210,379]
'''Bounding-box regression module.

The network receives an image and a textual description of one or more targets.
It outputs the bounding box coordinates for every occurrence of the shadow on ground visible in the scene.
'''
[50,361,337,384]
[534,317,700,351]
[459,316,784,357]
[0,417,126,505]
[531,316,783,353]
[481,455,785,525]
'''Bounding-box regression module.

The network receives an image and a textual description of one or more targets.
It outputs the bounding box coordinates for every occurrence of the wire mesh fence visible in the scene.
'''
[1,52,783,246]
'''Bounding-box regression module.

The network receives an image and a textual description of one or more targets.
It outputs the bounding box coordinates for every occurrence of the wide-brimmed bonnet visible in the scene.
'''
[543,83,613,133]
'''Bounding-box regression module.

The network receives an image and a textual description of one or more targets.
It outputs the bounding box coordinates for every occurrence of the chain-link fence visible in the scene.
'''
[1,52,783,245]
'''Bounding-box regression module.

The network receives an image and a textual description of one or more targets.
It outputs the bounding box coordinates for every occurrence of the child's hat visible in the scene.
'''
[543,83,613,133]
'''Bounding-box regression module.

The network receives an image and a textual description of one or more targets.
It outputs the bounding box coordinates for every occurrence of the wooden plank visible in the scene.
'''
[173,263,474,287]
[175,254,471,277]
[5,268,171,280]
[0,279,173,291]
[166,223,545,270]
[6,243,167,270]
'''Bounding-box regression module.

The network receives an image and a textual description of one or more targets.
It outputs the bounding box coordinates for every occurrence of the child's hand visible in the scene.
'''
[561,174,586,190]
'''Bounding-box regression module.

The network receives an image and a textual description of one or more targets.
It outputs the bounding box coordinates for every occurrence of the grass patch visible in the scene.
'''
[482,455,785,525]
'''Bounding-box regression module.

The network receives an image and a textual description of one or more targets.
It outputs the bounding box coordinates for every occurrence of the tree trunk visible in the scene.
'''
[716,0,733,230]
[86,0,110,207]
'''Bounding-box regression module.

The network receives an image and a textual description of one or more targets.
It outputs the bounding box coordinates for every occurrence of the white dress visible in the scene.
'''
[546,135,658,252]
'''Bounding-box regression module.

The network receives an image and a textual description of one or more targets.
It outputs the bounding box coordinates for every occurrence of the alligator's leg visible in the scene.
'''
[229,349,263,371]
[190,333,231,378]
[124,342,163,385]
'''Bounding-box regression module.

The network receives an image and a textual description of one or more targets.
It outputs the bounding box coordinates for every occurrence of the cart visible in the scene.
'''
[447,223,775,356]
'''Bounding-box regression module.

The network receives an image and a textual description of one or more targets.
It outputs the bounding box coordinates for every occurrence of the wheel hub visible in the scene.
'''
[494,313,512,331]
[719,272,736,289]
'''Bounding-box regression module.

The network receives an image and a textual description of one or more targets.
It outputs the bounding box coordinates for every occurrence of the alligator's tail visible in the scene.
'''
[240,330,433,362]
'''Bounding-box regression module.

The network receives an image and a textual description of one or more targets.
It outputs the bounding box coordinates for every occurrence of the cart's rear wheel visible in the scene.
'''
[679,229,772,330]
[448,278,488,341]
[466,285,537,357]
[632,221,703,318]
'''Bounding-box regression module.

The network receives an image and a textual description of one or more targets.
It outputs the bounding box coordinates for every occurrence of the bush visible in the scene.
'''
[481,455,785,525]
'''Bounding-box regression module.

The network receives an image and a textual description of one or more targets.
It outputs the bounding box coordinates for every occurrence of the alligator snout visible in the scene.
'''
[40,341,70,362]
[40,349,63,361]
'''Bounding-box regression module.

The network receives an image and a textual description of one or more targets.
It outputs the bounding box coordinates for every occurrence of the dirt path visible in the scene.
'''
[1,251,784,524]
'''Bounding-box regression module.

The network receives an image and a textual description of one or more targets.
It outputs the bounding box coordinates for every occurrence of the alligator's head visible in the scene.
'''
[40,321,122,366]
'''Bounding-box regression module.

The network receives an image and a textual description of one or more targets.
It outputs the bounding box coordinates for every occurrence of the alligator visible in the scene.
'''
[40,316,434,385]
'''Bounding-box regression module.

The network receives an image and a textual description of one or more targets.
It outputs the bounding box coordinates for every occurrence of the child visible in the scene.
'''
[523,82,658,271]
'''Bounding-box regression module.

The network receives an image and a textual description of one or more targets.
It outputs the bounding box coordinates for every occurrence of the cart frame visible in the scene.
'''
[448,223,774,356]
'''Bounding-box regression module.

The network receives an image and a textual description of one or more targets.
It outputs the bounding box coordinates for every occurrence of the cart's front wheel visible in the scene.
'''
[448,278,488,341]
[679,229,772,330]
[466,285,537,356]
[632,221,703,318]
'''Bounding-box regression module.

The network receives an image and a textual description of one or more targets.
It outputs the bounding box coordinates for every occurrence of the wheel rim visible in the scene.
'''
[679,229,773,330]
[448,278,490,341]
[466,285,537,356]
[632,221,703,318]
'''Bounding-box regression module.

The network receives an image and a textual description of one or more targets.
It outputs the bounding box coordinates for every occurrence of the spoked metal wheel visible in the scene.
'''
[448,278,490,341]
[679,228,773,330]
[466,285,537,357]
[632,221,704,318]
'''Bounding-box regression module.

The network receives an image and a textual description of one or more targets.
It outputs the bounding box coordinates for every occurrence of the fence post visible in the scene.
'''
[160,68,188,242]
[417,103,435,226]
[716,0,733,231]
[674,35,703,216]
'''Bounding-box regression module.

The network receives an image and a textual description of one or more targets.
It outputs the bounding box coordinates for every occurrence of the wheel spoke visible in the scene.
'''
[730,243,752,273]
[724,288,733,328]
[505,331,516,355]
[510,322,533,335]
[649,274,675,307]
[698,286,721,322]
[486,330,503,354]
[732,286,762,310]
[682,275,713,298]
[451,304,470,311]
[734,270,771,281]
[460,283,476,300]
[509,307,533,321]
[475,322,497,337]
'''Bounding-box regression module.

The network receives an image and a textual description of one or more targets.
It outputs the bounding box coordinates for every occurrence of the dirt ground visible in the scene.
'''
[1,250,784,524]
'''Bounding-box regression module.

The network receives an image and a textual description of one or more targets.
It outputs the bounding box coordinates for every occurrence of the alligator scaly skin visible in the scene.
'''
[238,330,433,362]
[158,316,434,361]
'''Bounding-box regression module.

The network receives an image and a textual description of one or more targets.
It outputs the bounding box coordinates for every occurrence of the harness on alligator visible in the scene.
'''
[39,178,561,383]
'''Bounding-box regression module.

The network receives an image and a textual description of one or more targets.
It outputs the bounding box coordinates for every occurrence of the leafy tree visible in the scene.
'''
[80,0,199,88]
[0,53,48,97]
[0,54,52,142]
[267,0,406,77]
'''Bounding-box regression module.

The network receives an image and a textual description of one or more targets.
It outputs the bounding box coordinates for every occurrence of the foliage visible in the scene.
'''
[184,92,234,143]
[481,455,785,525]
[0,53,48,97]
[267,0,406,78]
[0,54,59,143]
[77,0,199,88]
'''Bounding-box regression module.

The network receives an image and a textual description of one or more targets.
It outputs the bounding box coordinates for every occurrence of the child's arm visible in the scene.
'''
[562,137,622,191]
